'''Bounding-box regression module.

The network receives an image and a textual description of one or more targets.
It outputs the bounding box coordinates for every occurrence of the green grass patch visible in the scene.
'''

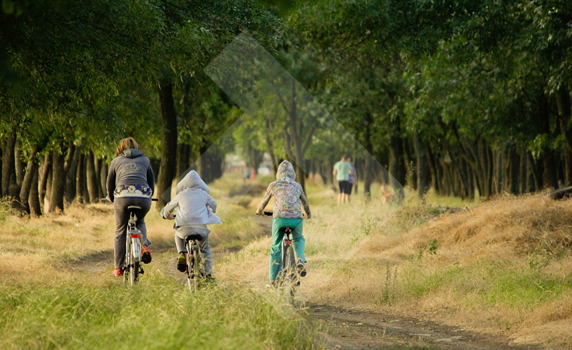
[0,276,316,350]
[398,260,572,309]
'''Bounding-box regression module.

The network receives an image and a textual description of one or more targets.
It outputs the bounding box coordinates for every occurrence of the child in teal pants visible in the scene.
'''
[256,161,312,283]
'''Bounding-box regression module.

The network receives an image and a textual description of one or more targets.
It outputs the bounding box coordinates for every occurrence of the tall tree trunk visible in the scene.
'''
[362,113,374,198]
[508,147,520,194]
[48,147,65,213]
[403,137,416,190]
[65,145,82,204]
[557,86,572,150]
[86,150,100,203]
[93,155,103,199]
[389,115,406,201]
[539,91,558,189]
[413,132,429,198]
[76,153,88,203]
[519,146,527,194]
[19,147,39,213]
[156,81,178,209]
[99,158,108,198]
[176,143,190,180]
[39,153,51,204]
[495,150,503,194]
[2,135,16,199]
[29,168,41,217]
[14,138,25,187]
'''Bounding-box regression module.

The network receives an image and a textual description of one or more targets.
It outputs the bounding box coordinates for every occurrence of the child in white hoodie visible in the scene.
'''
[161,170,222,276]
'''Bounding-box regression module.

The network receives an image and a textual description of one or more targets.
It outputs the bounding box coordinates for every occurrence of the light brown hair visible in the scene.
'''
[116,137,140,155]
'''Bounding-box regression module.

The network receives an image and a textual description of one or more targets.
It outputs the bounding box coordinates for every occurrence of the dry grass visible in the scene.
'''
[216,185,572,349]
[4,176,572,349]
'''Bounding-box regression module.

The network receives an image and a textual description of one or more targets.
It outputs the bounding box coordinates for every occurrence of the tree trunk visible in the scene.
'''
[86,150,100,203]
[2,135,16,199]
[389,115,406,201]
[48,147,65,213]
[93,155,103,199]
[519,146,527,194]
[76,153,88,203]
[176,143,190,180]
[426,144,441,195]
[19,147,39,213]
[413,132,429,198]
[508,147,520,195]
[539,91,558,189]
[29,169,41,217]
[14,138,25,187]
[557,86,572,151]
[39,153,51,204]
[64,145,82,204]
[362,113,374,198]
[156,81,178,209]
[100,158,108,198]
[495,150,503,194]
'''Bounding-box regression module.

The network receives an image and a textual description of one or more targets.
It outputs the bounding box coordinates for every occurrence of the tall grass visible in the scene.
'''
[0,275,316,350]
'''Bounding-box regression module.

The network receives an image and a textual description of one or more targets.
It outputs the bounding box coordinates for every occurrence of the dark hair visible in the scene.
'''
[343,154,351,161]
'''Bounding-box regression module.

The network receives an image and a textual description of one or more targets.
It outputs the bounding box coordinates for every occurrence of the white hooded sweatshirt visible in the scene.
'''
[161,170,222,227]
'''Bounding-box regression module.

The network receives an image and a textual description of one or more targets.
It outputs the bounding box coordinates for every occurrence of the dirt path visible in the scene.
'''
[69,209,536,349]
[309,304,539,350]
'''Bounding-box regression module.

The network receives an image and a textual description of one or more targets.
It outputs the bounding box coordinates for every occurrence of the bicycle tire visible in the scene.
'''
[130,238,140,285]
[191,247,199,292]
[185,241,193,291]
[283,245,297,303]
[124,233,130,284]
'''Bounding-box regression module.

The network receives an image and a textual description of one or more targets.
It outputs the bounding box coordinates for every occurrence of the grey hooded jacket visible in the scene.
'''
[161,170,222,227]
[107,149,154,202]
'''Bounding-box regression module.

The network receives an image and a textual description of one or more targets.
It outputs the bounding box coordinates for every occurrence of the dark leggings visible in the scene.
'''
[113,197,151,268]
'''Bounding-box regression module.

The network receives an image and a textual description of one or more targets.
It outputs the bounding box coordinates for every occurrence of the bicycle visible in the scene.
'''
[183,232,204,292]
[102,197,156,285]
[261,211,301,304]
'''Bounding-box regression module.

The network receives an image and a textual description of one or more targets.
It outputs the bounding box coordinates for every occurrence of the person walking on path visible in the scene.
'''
[346,155,357,202]
[107,137,154,277]
[333,155,353,204]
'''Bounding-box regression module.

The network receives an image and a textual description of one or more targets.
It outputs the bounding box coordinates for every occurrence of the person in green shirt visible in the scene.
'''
[333,155,353,204]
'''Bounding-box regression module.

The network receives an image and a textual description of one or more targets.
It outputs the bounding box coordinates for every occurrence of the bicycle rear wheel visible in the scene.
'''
[130,238,140,285]
[124,234,130,284]
[282,245,297,303]
[187,246,199,292]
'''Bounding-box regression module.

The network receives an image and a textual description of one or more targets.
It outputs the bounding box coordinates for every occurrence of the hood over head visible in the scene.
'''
[276,160,296,181]
[121,149,144,158]
[176,170,209,193]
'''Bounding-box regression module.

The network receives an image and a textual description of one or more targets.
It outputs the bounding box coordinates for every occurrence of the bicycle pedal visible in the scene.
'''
[139,267,144,274]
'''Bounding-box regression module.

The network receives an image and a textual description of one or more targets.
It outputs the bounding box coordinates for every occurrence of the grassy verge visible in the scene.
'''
[0,276,315,349]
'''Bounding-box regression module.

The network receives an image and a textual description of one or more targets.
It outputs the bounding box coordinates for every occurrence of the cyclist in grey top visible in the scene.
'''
[106,137,154,277]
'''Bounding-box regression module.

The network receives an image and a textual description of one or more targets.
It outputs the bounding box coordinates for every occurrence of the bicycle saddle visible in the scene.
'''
[127,205,142,210]
[278,227,292,234]
[184,234,203,242]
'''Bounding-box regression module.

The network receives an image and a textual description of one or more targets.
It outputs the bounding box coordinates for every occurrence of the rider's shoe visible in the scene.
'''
[265,280,276,289]
[297,258,307,277]
[141,246,152,264]
[177,253,187,273]
[113,268,123,277]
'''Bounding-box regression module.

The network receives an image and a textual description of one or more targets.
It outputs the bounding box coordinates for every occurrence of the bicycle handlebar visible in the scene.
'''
[101,198,158,202]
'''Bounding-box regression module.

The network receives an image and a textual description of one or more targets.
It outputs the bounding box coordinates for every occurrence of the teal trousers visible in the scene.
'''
[269,218,306,281]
